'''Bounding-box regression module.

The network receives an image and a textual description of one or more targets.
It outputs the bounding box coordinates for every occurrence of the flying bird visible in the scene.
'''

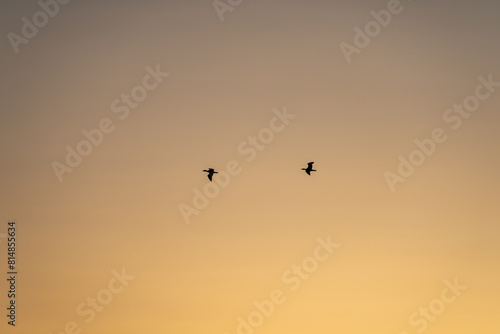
[302,162,316,175]
[203,168,218,181]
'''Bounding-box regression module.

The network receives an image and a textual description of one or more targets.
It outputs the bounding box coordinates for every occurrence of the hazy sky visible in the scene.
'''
[1,1,499,333]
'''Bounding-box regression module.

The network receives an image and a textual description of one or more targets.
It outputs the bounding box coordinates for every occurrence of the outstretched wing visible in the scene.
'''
[306,170,311,175]
[307,162,314,168]
[208,173,213,181]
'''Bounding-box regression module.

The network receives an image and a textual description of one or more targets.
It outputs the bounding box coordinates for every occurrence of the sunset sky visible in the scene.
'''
[1,0,499,333]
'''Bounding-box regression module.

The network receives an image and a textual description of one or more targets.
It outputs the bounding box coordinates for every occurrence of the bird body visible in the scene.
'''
[302,162,316,175]
[203,168,218,181]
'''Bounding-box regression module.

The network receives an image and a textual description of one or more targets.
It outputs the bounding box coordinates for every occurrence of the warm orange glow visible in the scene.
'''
[1,1,499,333]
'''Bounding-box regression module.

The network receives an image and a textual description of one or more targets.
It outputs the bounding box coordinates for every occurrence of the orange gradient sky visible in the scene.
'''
[1,1,499,333]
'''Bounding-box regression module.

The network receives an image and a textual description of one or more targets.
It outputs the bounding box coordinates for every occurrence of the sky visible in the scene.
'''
[1,0,499,333]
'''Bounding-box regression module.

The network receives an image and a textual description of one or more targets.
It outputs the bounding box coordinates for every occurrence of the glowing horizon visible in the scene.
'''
[1,1,499,333]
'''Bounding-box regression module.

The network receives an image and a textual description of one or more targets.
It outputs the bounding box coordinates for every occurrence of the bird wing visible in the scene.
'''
[306,170,311,175]
[208,173,213,181]
[308,162,314,168]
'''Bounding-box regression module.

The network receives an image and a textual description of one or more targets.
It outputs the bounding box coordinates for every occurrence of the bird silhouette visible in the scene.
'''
[302,162,316,175]
[203,168,218,181]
